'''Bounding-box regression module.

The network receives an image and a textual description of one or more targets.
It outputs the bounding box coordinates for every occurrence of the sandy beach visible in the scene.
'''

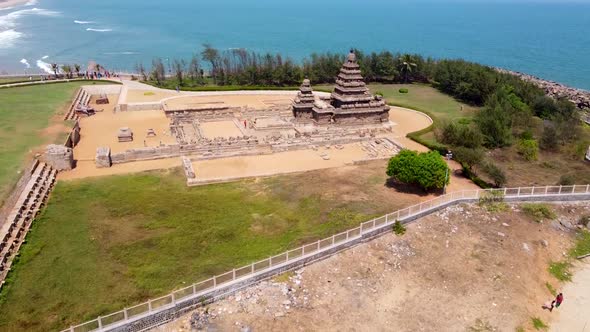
[0,0,29,9]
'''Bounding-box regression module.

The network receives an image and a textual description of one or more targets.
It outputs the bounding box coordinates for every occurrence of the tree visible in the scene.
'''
[398,54,417,83]
[74,64,81,77]
[135,62,147,81]
[540,124,558,151]
[386,150,450,191]
[151,58,165,85]
[481,162,507,187]
[61,65,72,79]
[188,54,202,83]
[51,63,59,77]
[475,103,513,148]
[517,139,539,161]
[201,43,220,84]
[454,147,484,172]
[172,59,186,85]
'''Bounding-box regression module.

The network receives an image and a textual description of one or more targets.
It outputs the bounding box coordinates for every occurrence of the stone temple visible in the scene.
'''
[293,50,390,125]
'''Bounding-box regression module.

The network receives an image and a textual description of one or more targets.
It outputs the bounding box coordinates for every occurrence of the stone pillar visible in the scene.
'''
[96,147,112,168]
[42,144,74,170]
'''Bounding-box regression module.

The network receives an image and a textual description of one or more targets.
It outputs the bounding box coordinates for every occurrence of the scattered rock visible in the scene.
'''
[497,232,505,237]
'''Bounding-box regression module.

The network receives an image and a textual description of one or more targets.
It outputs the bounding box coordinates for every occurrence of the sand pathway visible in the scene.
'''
[549,261,590,332]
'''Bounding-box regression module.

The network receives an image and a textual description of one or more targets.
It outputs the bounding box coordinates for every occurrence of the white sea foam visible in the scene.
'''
[25,0,39,5]
[41,55,48,59]
[86,28,112,32]
[36,59,53,73]
[104,51,138,55]
[0,7,60,48]
[74,20,94,24]
[0,29,22,48]
[20,58,30,68]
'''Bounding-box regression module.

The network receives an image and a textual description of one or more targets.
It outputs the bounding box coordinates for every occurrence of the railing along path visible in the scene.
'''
[65,185,590,332]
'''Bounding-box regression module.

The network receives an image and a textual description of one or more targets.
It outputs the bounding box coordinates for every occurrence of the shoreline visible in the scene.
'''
[0,0,30,9]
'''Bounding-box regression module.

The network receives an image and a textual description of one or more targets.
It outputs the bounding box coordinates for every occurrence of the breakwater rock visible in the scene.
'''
[497,68,590,110]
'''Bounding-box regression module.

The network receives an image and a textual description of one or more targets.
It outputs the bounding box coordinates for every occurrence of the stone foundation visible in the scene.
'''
[41,145,74,171]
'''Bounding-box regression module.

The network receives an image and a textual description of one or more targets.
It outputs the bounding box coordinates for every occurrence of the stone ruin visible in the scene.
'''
[118,127,133,142]
[41,144,74,171]
[293,50,390,126]
[95,147,111,168]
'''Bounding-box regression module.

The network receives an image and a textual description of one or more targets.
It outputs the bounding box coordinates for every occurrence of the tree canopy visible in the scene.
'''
[386,150,450,191]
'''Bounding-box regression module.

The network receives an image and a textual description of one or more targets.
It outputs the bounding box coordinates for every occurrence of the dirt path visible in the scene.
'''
[549,261,590,332]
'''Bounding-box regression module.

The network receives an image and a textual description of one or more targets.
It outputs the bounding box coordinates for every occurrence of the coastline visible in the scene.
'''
[0,0,29,9]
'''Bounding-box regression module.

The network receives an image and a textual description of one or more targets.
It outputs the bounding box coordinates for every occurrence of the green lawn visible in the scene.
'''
[0,164,407,331]
[0,82,111,205]
[368,83,479,122]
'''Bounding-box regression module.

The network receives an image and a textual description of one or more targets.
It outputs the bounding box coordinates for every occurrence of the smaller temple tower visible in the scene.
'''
[292,78,316,122]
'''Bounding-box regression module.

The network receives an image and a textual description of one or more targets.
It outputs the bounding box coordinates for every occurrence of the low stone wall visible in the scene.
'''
[110,145,182,164]
[0,160,37,227]
[63,120,81,148]
[82,84,122,96]
[117,102,163,112]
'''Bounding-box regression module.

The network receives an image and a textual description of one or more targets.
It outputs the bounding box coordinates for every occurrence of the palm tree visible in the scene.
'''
[74,64,81,77]
[398,55,417,83]
[62,65,72,79]
[51,63,59,78]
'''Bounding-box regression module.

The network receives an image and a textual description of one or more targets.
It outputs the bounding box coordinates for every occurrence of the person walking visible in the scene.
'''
[554,293,564,309]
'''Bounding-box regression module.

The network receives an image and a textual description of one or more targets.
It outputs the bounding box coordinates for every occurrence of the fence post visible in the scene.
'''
[148,300,152,311]
[192,284,197,294]
[559,185,562,194]
[532,186,535,195]
[572,185,576,193]
[545,186,548,195]
[586,184,589,193]
[251,263,255,273]
[286,250,289,261]
[517,187,521,196]
[213,276,217,288]
[332,234,335,246]
[70,326,74,332]
[503,188,507,195]
[316,240,320,251]
[98,316,103,329]
[172,293,176,305]
[232,269,236,280]
[124,308,128,320]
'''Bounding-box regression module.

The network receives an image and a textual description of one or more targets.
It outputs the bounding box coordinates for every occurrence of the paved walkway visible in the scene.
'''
[549,260,590,332]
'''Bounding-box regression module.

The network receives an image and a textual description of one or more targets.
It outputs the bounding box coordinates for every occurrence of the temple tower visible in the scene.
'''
[292,78,315,122]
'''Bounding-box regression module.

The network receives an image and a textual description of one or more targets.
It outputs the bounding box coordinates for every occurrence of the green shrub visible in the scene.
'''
[398,88,409,94]
[522,203,556,222]
[481,162,507,187]
[569,230,590,258]
[545,282,557,296]
[579,216,590,227]
[548,261,572,281]
[558,174,575,186]
[386,150,450,191]
[392,220,406,236]
[517,139,539,161]
[374,91,384,97]
[531,317,548,330]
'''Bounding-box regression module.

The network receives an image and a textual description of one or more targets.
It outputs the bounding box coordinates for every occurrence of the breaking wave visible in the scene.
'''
[20,58,30,68]
[0,29,22,48]
[86,28,112,32]
[103,51,138,55]
[36,59,53,73]
[74,20,94,24]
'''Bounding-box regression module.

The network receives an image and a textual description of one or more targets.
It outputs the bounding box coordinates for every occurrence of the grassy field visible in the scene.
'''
[0,81,112,205]
[0,162,422,331]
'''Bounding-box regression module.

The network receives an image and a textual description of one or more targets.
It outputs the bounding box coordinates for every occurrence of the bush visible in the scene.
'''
[540,125,558,151]
[531,317,548,330]
[481,162,507,187]
[386,150,450,191]
[517,139,539,161]
[548,261,572,281]
[558,174,575,186]
[437,122,483,149]
[522,203,556,222]
[454,147,484,171]
[398,88,409,94]
[392,220,406,235]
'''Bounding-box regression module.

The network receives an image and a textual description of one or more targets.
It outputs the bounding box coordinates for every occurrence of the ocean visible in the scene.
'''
[1,0,589,90]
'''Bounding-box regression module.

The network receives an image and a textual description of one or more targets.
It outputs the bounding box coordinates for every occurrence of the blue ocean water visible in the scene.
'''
[1,0,589,90]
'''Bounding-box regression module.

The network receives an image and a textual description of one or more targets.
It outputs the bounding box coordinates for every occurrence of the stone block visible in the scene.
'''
[96,147,112,168]
[42,144,74,171]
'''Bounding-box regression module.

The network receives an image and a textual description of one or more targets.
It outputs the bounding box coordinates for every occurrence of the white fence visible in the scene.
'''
[64,185,590,332]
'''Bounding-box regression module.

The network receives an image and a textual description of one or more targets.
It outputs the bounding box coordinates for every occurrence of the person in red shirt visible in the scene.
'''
[554,293,564,309]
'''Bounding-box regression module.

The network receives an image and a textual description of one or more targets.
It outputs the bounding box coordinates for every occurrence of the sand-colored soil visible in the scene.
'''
[158,202,585,332]
[164,95,294,110]
[200,121,243,139]
[550,261,590,332]
[388,106,433,152]
[73,95,176,160]
[125,90,179,103]
[192,144,367,183]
